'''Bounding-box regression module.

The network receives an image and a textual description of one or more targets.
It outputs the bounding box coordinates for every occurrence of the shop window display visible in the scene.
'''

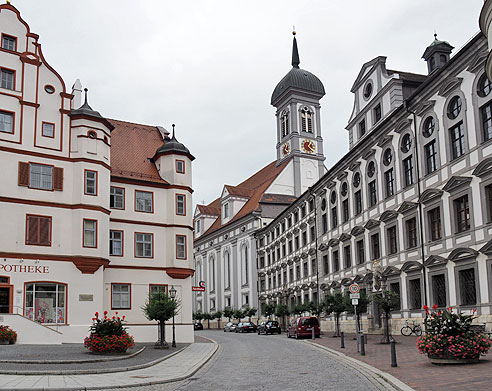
[24,283,66,324]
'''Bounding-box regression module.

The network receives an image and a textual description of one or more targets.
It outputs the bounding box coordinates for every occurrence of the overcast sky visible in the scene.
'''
[16,0,483,207]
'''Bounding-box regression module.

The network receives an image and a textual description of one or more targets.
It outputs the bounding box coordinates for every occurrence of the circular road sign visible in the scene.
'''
[349,283,360,294]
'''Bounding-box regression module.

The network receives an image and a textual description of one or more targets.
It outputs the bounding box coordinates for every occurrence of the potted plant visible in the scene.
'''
[372,290,400,344]
[84,311,134,354]
[0,325,17,345]
[417,305,491,364]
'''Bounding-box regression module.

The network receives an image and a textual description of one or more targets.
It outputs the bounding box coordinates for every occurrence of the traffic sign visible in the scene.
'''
[352,299,359,306]
[192,286,205,292]
[350,293,360,299]
[349,283,360,294]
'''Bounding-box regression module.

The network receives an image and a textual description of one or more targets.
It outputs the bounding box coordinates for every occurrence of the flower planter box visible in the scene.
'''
[0,340,10,345]
[429,356,480,365]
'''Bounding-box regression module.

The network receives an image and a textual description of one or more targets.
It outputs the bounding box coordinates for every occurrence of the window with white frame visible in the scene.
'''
[84,170,97,195]
[110,187,124,209]
[30,163,53,190]
[112,284,130,309]
[1,68,14,90]
[176,194,186,215]
[2,35,16,51]
[42,122,54,137]
[223,203,229,218]
[109,230,123,256]
[176,160,185,174]
[135,233,153,257]
[176,235,186,259]
[135,191,153,212]
[0,110,13,133]
[83,219,97,248]
[196,219,201,233]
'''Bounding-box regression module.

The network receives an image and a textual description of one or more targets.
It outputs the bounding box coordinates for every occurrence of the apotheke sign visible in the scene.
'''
[0,264,49,273]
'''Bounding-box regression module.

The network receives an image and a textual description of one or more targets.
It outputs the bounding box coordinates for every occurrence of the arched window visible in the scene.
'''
[224,252,231,289]
[241,245,249,285]
[300,107,313,133]
[281,110,289,138]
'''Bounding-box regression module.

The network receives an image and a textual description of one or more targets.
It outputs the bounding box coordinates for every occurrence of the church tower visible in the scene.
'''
[271,32,326,196]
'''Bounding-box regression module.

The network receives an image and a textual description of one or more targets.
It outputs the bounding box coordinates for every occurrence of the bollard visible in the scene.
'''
[312,327,315,340]
[341,332,345,348]
[390,340,397,367]
[360,334,366,356]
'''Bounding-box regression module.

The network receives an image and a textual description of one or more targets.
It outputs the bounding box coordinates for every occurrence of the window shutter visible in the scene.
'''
[18,162,30,186]
[27,215,39,244]
[39,217,51,245]
[53,167,63,191]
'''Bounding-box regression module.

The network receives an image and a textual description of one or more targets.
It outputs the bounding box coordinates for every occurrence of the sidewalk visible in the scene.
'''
[311,333,492,391]
[0,341,217,390]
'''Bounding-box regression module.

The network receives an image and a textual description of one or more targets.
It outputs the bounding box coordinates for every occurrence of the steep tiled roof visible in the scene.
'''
[224,185,255,198]
[196,204,220,216]
[109,119,168,184]
[197,159,290,238]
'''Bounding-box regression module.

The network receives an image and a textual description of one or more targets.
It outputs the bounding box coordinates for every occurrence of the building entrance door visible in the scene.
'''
[0,287,11,313]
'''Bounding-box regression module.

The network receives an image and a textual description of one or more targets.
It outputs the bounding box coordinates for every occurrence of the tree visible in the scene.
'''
[308,301,323,317]
[344,291,371,333]
[233,309,244,322]
[323,292,346,337]
[293,303,309,316]
[213,311,223,329]
[223,307,234,322]
[193,311,204,324]
[372,290,400,344]
[275,304,290,331]
[245,307,257,322]
[202,312,213,329]
[142,291,180,349]
[263,303,276,320]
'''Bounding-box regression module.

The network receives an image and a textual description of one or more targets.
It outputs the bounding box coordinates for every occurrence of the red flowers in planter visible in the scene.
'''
[84,311,134,353]
[0,325,17,344]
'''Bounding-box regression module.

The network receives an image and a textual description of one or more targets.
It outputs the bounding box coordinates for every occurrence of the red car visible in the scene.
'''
[287,317,320,339]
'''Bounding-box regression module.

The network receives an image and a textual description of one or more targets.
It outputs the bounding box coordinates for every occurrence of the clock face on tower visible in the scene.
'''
[282,142,290,157]
[301,139,316,154]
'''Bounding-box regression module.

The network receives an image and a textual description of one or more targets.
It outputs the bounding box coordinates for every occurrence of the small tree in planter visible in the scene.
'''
[0,326,17,345]
[213,311,223,329]
[84,311,134,353]
[263,303,276,320]
[275,304,290,331]
[417,306,491,363]
[202,312,213,329]
[372,290,399,344]
[142,291,180,349]
[223,307,234,322]
[323,292,346,337]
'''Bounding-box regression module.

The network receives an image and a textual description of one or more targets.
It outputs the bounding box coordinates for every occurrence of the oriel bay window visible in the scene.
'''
[83,219,97,248]
[135,190,153,213]
[25,282,66,324]
[176,235,187,259]
[110,187,124,209]
[111,284,131,309]
[454,195,470,233]
[109,230,123,256]
[135,233,153,258]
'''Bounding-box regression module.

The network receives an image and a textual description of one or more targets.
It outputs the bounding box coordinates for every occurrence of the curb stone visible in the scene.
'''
[305,340,415,391]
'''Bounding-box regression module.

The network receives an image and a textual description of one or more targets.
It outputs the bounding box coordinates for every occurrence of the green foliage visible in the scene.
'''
[372,290,399,315]
[424,307,476,337]
[263,303,276,319]
[90,311,126,337]
[344,291,371,314]
[274,304,290,317]
[142,292,180,323]
[245,307,257,320]
[0,325,17,343]
[193,311,203,321]
[233,309,245,321]
[292,303,309,315]
[223,307,234,321]
[323,292,346,316]
[213,311,223,320]
[308,301,323,317]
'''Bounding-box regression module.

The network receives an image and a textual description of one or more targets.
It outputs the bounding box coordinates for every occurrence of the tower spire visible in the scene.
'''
[292,29,300,68]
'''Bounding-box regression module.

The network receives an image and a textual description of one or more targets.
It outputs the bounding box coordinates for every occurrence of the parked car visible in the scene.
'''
[257,320,282,335]
[287,317,320,339]
[224,322,238,332]
[194,321,204,330]
[235,322,257,333]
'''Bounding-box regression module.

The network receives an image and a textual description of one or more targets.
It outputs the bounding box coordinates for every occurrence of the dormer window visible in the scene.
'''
[223,203,229,218]
[281,110,289,138]
[300,107,313,133]
[196,220,201,233]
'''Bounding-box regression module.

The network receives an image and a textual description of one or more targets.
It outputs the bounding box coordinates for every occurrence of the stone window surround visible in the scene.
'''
[447,183,474,237]
[428,266,450,310]
[386,276,402,312]
[366,159,378,210]
[471,70,492,145]
[384,221,399,257]
[419,111,441,177]
[399,130,415,189]
[405,271,423,312]
[422,195,444,244]
[402,213,419,250]
[381,144,396,200]
[478,172,492,226]
[453,256,480,311]
[442,90,469,165]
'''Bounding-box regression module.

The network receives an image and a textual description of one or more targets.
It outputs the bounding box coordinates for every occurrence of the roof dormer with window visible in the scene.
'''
[220,185,251,225]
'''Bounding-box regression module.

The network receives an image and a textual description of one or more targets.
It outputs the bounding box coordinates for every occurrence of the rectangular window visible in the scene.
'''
[110,187,124,209]
[389,282,401,310]
[223,203,229,218]
[354,190,362,215]
[111,284,130,309]
[454,195,470,233]
[403,156,414,187]
[481,102,492,142]
[384,169,395,198]
[370,233,380,260]
[84,170,97,195]
[272,275,277,288]
[333,250,340,272]
[176,194,186,215]
[303,261,308,277]
[293,211,298,223]
[343,245,351,269]
[30,163,53,190]
[409,278,422,310]
[0,110,13,133]
[322,213,328,233]
[356,239,365,265]
[135,190,153,213]
[432,274,446,308]
[449,122,465,160]
[368,181,377,206]
[176,159,185,173]
[42,122,54,138]
[358,119,366,138]
[405,217,418,249]
[373,104,382,123]
[311,258,316,275]
[176,235,187,259]
[294,235,300,250]
[342,199,349,222]
[109,230,123,256]
[486,185,492,223]
[1,35,16,51]
[289,267,294,281]
[308,198,315,212]
[288,239,293,254]
[323,255,329,275]
[83,219,97,248]
[149,284,167,296]
[387,226,398,255]
[282,243,286,257]
[331,206,338,229]
[310,225,315,242]
[26,215,51,246]
[135,233,153,258]
[301,205,306,218]
[428,207,442,241]
[459,268,477,306]
[1,68,14,90]
[296,265,301,280]
[424,140,437,174]
[302,231,307,247]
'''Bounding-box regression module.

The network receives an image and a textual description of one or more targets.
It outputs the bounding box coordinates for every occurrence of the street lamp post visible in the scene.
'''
[169,285,177,348]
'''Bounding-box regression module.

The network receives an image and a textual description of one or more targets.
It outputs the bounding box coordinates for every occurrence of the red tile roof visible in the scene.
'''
[109,119,168,184]
[197,159,290,238]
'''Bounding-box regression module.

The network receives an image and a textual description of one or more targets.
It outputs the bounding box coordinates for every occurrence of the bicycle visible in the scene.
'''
[400,319,422,336]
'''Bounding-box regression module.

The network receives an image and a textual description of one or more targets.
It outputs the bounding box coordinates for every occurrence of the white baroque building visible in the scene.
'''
[193,33,327,314]
[0,3,195,343]
[257,30,492,332]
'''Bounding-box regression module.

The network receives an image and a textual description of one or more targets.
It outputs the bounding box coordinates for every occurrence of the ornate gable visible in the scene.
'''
[329,281,341,289]
[401,261,423,272]
[424,255,448,268]
[328,238,340,247]
[308,247,317,255]
[479,239,492,255]
[414,100,436,117]
[437,77,463,97]
[339,233,352,242]
[419,188,443,204]
[397,201,418,215]
[341,278,352,286]
[380,209,398,222]
[364,219,381,230]
[351,226,365,236]
[395,118,412,134]
[472,157,492,178]
[467,51,488,74]
[448,247,479,262]
[442,176,473,193]
[382,265,401,277]
[318,243,329,251]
